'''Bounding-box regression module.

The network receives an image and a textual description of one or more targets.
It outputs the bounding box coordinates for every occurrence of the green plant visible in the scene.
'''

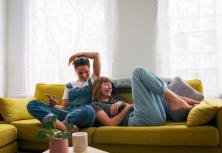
[37,116,73,141]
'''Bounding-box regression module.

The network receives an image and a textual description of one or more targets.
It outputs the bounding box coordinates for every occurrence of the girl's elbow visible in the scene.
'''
[94,52,100,59]
[95,52,99,56]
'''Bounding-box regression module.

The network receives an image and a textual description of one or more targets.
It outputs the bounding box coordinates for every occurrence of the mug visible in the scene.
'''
[72,132,88,153]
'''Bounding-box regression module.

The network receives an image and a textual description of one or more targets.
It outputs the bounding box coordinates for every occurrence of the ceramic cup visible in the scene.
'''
[72,132,88,153]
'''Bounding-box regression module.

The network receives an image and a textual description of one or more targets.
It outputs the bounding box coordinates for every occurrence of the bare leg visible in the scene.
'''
[164,89,195,110]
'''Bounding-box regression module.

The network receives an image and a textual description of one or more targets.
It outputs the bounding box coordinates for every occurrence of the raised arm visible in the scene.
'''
[68,52,101,77]
[96,104,133,126]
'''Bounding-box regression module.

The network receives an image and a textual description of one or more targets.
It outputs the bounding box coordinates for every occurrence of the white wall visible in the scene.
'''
[0,0,6,96]
[111,0,157,78]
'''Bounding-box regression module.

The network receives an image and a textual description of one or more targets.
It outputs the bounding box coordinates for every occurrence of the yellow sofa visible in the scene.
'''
[0,80,222,153]
[0,123,17,153]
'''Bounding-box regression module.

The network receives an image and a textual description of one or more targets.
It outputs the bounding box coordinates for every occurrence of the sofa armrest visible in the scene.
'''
[216,106,222,147]
[204,99,222,147]
[0,97,34,123]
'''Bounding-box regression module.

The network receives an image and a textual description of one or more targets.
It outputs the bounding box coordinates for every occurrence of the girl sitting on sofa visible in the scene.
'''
[27,52,100,132]
[91,67,200,126]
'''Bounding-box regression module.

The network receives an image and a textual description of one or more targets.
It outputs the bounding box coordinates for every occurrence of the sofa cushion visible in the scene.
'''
[11,119,46,143]
[114,93,133,104]
[0,124,17,147]
[0,141,17,153]
[185,79,203,93]
[111,78,132,94]
[93,124,219,146]
[11,119,97,145]
[187,102,218,127]
[111,78,171,94]
[167,77,204,101]
[34,83,65,104]
[0,98,34,123]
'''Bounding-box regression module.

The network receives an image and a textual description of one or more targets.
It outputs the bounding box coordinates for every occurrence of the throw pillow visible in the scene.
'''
[167,76,204,101]
[111,78,132,94]
[0,97,34,123]
[187,102,218,127]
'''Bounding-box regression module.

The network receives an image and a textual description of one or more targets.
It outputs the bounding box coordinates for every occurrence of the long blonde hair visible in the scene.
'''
[92,76,112,102]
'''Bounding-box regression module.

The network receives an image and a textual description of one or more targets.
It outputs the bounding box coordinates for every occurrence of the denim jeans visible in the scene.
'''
[128,67,168,126]
[128,67,189,126]
[27,100,95,128]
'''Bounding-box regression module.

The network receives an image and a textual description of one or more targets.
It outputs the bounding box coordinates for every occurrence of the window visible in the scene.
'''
[157,0,222,97]
[26,0,111,95]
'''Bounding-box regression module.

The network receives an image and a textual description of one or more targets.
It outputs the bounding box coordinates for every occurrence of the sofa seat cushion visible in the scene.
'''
[93,124,219,146]
[11,119,98,145]
[0,124,17,147]
[11,119,47,143]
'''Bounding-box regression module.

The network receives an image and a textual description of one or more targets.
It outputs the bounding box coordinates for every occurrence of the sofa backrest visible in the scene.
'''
[34,79,203,105]
[112,79,203,104]
[34,83,65,104]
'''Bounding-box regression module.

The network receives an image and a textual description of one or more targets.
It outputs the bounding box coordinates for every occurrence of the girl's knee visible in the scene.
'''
[133,67,144,77]
[82,105,96,124]
[82,105,96,115]
[132,67,150,79]
[67,105,96,127]
[27,100,38,111]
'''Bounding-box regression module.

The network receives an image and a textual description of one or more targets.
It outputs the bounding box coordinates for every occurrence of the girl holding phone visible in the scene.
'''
[27,52,100,132]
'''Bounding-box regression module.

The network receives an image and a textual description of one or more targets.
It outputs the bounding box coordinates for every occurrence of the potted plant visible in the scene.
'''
[38,116,73,153]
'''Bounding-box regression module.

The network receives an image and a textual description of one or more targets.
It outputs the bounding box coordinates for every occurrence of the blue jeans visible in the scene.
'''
[27,100,95,128]
[128,67,168,126]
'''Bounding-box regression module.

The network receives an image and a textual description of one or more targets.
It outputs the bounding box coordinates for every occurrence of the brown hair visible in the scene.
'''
[92,76,112,102]
[73,57,90,70]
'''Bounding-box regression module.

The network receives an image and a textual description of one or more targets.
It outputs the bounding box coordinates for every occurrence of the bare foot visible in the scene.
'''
[61,120,79,133]
[72,125,79,133]
[179,96,200,105]
[164,89,196,111]
[170,97,194,111]
[55,120,66,131]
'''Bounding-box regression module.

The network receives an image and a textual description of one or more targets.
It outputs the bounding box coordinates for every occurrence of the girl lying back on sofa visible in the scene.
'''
[91,67,200,126]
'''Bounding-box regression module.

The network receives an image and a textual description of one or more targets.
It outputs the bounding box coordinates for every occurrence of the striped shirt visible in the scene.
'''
[92,96,133,126]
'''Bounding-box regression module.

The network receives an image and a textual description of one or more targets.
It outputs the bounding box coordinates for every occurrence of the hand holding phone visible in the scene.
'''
[46,93,58,106]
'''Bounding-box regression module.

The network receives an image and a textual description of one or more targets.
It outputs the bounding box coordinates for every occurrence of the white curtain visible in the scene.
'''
[25,0,111,95]
[157,0,222,98]
[0,0,6,97]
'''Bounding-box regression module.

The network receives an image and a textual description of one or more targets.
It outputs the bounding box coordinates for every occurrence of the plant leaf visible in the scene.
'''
[63,131,71,138]
[37,130,46,139]
[44,122,54,129]
[66,123,73,131]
